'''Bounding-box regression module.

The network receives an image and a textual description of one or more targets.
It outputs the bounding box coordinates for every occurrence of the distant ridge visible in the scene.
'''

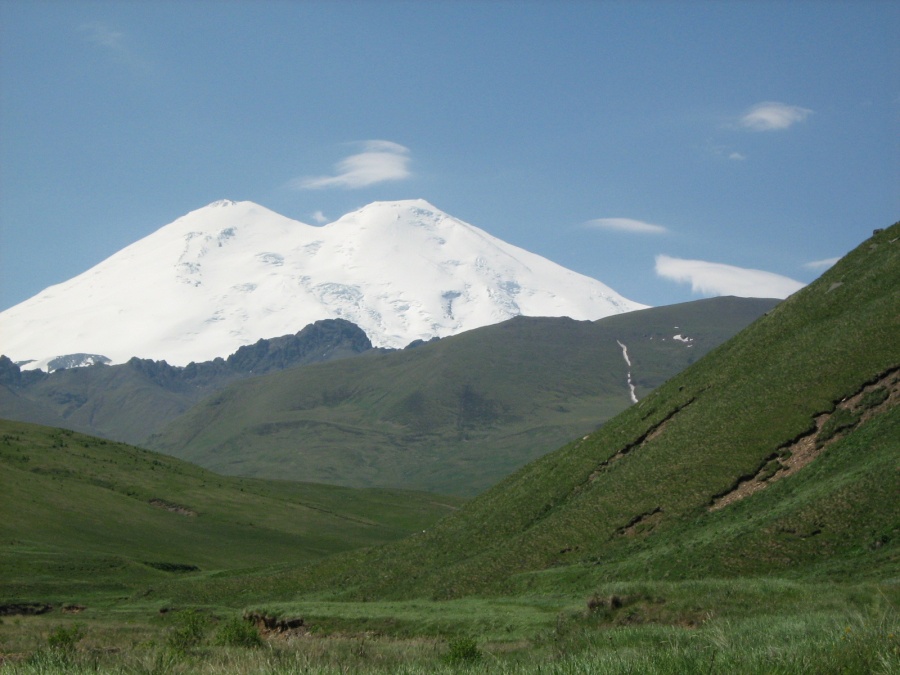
[0,199,645,369]
[146,296,777,495]
[0,319,372,444]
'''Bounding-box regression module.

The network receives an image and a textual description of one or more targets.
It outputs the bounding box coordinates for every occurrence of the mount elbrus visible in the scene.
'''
[0,199,645,370]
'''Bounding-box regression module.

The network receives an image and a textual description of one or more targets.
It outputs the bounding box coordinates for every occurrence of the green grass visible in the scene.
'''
[0,579,896,673]
[0,418,463,604]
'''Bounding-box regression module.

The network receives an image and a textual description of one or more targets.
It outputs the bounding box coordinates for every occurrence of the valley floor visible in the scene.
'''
[1,578,897,674]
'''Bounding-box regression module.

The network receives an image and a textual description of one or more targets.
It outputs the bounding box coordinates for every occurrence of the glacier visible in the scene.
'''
[0,199,647,370]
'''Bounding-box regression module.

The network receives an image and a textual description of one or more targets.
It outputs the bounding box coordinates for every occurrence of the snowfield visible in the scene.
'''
[1,199,647,370]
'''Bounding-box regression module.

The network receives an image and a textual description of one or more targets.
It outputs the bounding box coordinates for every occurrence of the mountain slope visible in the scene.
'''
[148,297,776,495]
[0,319,372,444]
[0,418,463,600]
[194,221,898,601]
[0,199,644,369]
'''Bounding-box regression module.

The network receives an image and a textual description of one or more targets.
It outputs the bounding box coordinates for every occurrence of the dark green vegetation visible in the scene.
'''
[1,224,897,673]
[149,297,775,495]
[0,418,462,603]
[0,319,372,445]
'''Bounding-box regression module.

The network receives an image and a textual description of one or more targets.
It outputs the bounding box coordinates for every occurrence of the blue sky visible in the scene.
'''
[1,0,897,312]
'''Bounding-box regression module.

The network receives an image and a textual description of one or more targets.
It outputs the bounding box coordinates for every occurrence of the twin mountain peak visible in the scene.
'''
[0,199,646,370]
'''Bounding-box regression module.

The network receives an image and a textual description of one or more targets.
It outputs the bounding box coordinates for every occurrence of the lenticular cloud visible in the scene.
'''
[295,140,412,190]
[585,218,668,235]
[738,102,812,131]
[655,255,805,299]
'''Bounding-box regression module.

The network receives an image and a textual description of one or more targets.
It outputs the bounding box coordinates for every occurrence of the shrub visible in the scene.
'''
[858,386,889,411]
[443,636,482,665]
[46,623,84,653]
[165,609,208,654]
[214,615,263,648]
[817,408,860,447]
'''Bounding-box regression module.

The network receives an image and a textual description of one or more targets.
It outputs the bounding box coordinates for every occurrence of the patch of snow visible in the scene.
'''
[22,353,111,373]
[616,340,639,404]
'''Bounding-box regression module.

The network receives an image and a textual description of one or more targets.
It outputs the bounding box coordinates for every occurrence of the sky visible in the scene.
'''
[1,0,898,314]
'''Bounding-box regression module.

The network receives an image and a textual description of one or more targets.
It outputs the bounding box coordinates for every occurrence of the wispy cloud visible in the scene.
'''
[706,141,747,162]
[655,254,805,299]
[738,102,812,131]
[803,257,840,271]
[584,218,668,234]
[80,21,126,50]
[78,21,152,74]
[293,141,412,190]
[311,210,328,224]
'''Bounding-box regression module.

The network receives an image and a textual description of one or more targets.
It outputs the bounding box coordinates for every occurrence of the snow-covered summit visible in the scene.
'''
[0,199,647,369]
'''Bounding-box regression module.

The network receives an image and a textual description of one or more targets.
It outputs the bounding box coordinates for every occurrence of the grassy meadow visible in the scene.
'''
[0,578,896,673]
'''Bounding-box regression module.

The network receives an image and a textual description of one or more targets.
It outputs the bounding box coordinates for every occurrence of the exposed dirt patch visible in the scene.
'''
[588,397,697,482]
[585,593,702,627]
[0,653,28,666]
[244,611,308,639]
[0,603,52,616]
[62,604,86,614]
[617,507,663,536]
[144,561,200,573]
[149,499,197,516]
[710,367,899,511]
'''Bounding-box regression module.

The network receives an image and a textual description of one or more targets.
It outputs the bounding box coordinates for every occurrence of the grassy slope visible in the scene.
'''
[0,418,463,603]
[27,364,195,443]
[163,223,898,605]
[149,297,774,496]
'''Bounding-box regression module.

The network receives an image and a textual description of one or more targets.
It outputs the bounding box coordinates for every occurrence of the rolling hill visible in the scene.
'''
[0,418,463,601]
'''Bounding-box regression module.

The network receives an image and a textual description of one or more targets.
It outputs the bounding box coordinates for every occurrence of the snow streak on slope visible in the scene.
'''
[0,199,647,369]
[616,339,639,404]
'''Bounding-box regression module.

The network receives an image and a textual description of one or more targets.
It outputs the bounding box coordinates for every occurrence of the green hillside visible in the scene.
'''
[163,223,899,606]
[149,297,774,495]
[0,418,462,603]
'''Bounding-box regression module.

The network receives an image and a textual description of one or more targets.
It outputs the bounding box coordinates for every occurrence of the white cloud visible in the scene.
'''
[728,152,746,161]
[655,254,805,299]
[78,21,152,75]
[311,210,328,224]
[803,257,840,271]
[80,21,126,50]
[294,141,412,190]
[584,218,668,234]
[738,102,812,131]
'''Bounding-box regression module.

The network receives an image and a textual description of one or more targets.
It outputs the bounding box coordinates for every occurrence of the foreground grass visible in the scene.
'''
[2,610,897,674]
[1,580,897,674]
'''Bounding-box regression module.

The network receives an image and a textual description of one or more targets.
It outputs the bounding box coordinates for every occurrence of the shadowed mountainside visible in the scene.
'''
[0,319,372,444]
[148,297,776,495]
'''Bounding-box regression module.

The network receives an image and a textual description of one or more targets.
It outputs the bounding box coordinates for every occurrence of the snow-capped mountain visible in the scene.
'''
[0,199,647,370]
